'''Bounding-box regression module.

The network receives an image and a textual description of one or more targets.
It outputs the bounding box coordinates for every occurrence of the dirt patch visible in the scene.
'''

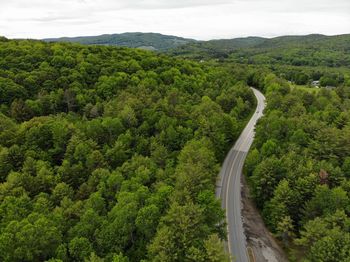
[241,175,289,262]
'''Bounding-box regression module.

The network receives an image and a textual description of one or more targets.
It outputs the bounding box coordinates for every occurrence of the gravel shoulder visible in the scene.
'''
[241,175,289,262]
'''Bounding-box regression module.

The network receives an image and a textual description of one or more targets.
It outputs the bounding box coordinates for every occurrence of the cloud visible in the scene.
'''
[0,0,349,39]
[85,0,232,10]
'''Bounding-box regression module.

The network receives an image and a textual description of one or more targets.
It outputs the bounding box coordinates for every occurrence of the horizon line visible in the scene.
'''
[3,31,350,42]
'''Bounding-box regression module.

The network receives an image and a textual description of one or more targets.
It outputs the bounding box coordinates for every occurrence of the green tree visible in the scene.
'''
[204,234,230,262]
[69,237,93,261]
[0,214,62,262]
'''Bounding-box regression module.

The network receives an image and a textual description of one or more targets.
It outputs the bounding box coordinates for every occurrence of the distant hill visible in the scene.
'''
[171,36,266,58]
[251,34,350,50]
[171,34,350,67]
[43,32,350,66]
[44,32,196,51]
[232,34,350,67]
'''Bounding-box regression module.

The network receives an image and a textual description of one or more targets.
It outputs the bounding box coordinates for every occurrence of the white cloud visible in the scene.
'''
[0,0,349,40]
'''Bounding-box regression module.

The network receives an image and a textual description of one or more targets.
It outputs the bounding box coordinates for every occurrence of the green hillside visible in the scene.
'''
[245,70,350,262]
[44,32,196,51]
[1,31,350,262]
[0,38,255,261]
[171,34,350,67]
[232,34,350,67]
[171,36,266,58]
[44,33,350,68]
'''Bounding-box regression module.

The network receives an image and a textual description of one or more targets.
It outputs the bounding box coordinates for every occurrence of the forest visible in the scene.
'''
[1,31,350,262]
[0,37,256,261]
[171,34,350,89]
[246,72,350,261]
[44,33,195,51]
[171,34,350,67]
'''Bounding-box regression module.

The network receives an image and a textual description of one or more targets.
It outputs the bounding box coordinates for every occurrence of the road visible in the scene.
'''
[216,87,266,262]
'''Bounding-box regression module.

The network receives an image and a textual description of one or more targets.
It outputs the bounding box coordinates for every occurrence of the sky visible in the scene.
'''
[0,0,349,40]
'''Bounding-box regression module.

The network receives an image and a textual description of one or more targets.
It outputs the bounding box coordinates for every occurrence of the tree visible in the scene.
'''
[174,139,218,202]
[63,89,77,112]
[135,204,160,239]
[0,38,261,261]
[0,214,62,262]
[320,75,337,87]
[304,186,350,219]
[119,105,137,128]
[245,148,260,176]
[296,210,350,262]
[52,182,74,205]
[86,150,106,171]
[204,234,230,262]
[263,179,294,231]
[0,77,27,104]
[10,99,32,121]
[69,237,93,261]
[260,139,278,157]
[0,148,13,181]
[112,253,129,262]
[148,202,206,261]
[342,157,350,178]
[250,156,286,207]
[276,216,294,247]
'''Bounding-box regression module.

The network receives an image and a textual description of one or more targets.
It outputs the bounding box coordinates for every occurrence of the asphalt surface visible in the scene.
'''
[216,88,266,262]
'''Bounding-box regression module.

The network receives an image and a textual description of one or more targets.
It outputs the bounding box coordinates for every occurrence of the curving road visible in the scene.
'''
[216,87,265,262]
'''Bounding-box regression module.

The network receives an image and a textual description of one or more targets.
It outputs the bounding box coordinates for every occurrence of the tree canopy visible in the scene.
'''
[0,39,255,261]
[245,72,350,261]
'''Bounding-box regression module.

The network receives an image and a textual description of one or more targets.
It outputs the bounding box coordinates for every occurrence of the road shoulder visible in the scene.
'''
[241,175,288,262]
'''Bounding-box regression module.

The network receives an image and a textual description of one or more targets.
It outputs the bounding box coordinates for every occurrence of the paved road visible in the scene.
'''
[216,88,266,262]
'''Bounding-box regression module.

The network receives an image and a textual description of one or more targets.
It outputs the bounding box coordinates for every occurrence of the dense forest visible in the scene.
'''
[44,33,350,88]
[245,72,350,261]
[171,34,350,88]
[171,34,350,66]
[44,33,350,70]
[44,33,195,51]
[0,37,256,261]
[229,34,350,67]
[2,31,350,262]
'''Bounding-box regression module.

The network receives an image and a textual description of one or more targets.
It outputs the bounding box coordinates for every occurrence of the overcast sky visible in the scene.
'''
[1,0,349,40]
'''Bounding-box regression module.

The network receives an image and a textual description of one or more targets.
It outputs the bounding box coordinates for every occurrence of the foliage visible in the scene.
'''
[245,72,350,260]
[45,32,195,51]
[0,39,254,261]
[172,34,350,67]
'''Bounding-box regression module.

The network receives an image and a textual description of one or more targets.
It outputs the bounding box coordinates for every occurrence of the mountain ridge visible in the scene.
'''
[43,32,350,57]
[44,32,196,51]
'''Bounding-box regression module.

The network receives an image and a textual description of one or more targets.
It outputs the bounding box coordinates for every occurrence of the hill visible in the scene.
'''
[44,32,196,51]
[171,36,266,58]
[43,33,350,67]
[0,38,255,261]
[171,34,350,67]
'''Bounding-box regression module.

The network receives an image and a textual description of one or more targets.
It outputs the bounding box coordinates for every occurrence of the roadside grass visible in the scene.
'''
[247,247,255,262]
[290,84,320,93]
